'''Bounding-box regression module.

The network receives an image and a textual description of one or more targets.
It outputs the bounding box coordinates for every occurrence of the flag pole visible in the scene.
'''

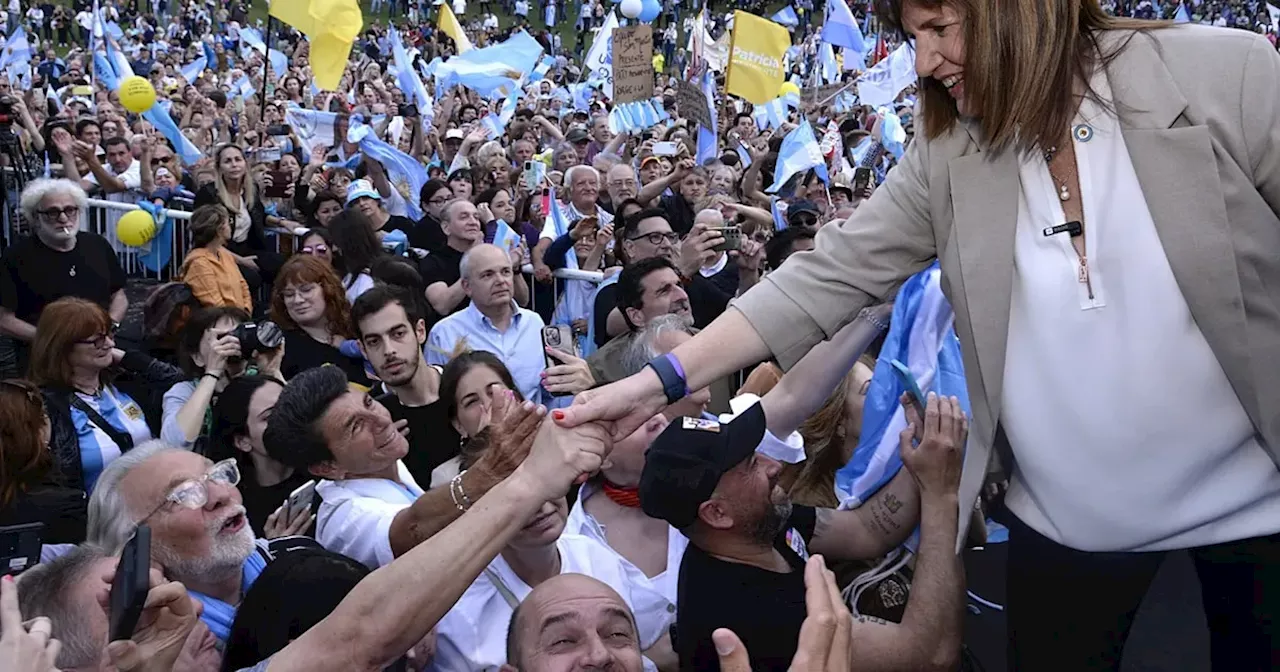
[260,12,274,110]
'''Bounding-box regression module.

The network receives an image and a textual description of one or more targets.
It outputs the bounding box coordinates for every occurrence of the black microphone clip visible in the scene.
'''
[1042,221,1083,238]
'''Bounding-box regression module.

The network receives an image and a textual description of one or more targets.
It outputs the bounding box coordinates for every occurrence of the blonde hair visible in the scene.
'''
[788,354,878,509]
[213,144,259,213]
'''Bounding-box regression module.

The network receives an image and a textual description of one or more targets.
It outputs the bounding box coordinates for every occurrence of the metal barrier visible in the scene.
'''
[84,199,607,314]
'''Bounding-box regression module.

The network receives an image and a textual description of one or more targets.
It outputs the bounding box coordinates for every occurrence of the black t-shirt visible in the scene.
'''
[675,505,818,672]
[280,330,373,388]
[382,215,416,239]
[417,244,468,316]
[592,282,618,348]
[379,390,460,488]
[659,192,695,236]
[240,469,315,538]
[0,232,126,325]
[410,214,447,253]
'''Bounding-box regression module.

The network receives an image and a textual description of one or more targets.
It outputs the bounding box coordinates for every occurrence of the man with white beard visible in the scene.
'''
[87,441,319,646]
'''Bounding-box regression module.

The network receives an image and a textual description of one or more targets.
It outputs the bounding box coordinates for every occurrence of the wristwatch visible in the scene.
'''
[646,353,690,405]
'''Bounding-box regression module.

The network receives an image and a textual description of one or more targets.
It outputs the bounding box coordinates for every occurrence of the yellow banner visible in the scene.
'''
[438,3,474,53]
[725,11,791,105]
[270,0,363,90]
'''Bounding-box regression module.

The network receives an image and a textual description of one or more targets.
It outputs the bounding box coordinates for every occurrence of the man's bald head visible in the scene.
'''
[694,208,724,228]
[505,574,643,672]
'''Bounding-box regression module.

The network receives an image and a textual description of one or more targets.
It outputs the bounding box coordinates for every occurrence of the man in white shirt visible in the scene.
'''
[263,365,546,568]
[532,165,613,281]
[65,136,143,203]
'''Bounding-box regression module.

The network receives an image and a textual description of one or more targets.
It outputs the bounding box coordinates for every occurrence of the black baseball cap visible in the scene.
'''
[638,403,767,529]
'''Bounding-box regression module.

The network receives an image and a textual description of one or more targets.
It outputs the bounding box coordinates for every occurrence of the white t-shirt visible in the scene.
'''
[343,272,376,303]
[76,10,94,30]
[314,461,425,568]
[432,534,674,672]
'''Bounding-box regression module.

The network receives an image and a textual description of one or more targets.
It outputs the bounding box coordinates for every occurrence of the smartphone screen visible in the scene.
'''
[889,359,928,421]
[541,325,576,369]
[853,167,873,193]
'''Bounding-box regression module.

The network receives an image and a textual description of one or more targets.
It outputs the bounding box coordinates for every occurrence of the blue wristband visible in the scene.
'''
[646,352,690,404]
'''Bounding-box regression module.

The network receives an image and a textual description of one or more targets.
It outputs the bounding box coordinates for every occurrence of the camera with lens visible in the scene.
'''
[0,95,17,127]
[229,320,284,361]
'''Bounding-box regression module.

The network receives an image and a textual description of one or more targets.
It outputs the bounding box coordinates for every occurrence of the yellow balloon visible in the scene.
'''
[119,76,157,113]
[779,81,801,98]
[116,210,157,247]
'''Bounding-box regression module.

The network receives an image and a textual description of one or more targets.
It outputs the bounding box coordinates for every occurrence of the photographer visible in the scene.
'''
[161,307,284,450]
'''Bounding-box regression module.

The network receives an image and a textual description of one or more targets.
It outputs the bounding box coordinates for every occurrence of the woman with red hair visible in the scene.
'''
[0,379,87,543]
[271,255,371,387]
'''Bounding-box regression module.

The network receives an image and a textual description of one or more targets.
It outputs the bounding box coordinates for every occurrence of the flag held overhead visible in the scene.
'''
[270,0,364,90]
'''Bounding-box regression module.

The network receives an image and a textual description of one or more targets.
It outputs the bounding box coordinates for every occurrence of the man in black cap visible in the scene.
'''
[639,394,968,671]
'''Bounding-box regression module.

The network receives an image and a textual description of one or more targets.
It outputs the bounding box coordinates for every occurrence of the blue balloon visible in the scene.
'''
[638,0,660,22]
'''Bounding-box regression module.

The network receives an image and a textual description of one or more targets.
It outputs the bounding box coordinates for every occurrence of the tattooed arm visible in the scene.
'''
[806,469,920,561]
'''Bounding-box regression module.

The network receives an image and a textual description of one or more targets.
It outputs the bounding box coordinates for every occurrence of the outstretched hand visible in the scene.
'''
[553,367,668,442]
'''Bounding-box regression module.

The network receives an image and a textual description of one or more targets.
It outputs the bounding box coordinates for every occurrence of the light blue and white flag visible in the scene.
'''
[771,6,799,26]
[233,74,256,99]
[820,43,840,84]
[876,106,907,160]
[856,42,916,109]
[285,106,340,155]
[546,188,593,355]
[1173,2,1191,21]
[753,91,799,131]
[390,29,432,116]
[239,27,288,79]
[834,262,969,510]
[144,107,205,165]
[202,41,217,71]
[348,120,429,220]
[528,55,554,83]
[180,56,207,84]
[434,29,544,98]
[493,219,522,254]
[0,27,33,71]
[696,70,718,165]
[769,121,828,192]
[583,11,619,98]
[821,0,866,52]
[770,197,787,231]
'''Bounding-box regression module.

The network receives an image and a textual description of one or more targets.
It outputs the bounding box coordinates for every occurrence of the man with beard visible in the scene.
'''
[639,395,969,671]
[86,442,320,647]
[352,284,461,488]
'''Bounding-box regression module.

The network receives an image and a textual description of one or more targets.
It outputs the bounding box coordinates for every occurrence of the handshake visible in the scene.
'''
[470,392,616,503]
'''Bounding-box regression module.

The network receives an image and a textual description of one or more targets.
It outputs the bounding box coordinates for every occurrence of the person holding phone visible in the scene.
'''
[560,5,1280,668]
[213,375,316,538]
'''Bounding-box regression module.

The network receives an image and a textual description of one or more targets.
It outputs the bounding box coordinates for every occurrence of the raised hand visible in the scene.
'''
[0,576,61,672]
[101,569,200,672]
[518,418,612,500]
[899,393,967,498]
[472,390,546,484]
[541,347,595,396]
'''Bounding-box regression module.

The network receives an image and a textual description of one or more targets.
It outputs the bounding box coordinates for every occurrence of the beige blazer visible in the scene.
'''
[732,25,1280,548]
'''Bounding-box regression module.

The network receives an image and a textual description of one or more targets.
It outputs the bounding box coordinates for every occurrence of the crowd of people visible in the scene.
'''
[0,0,1277,668]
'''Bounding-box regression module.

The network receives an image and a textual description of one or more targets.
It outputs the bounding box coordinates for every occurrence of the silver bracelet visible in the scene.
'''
[449,470,472,512]
[857,306,891,333]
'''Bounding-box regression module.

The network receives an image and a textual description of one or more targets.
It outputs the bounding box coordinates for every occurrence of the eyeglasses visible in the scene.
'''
[428,196,451,206]
[627,231,679,246]
[299,244,328,255]
[790,214,818,227]
[75,322,119,349]
[140,458,241,523]
[37,206,80,221]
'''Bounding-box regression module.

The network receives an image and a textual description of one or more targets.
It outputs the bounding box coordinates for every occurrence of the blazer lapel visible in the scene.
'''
[1108,34,1257,416]
[948,131,1020,433]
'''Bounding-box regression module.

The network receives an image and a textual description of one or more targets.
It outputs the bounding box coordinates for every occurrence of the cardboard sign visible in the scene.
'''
[611,25,654,104]
[677,80,712,129]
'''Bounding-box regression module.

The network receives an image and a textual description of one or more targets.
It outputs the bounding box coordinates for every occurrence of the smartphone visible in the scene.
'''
[523,160,546,192]
[0,523,43,576]
[256,146,282,163]
[398,103,419,118]
[889,359,928,421]
[653,141,680,157]
[541,324,576,369]
[853,167,874,193]
[286,480,317,523]
[710,225,742,253]
[264,169,291,198]
[265,124,291,136]
[109,524,151,642]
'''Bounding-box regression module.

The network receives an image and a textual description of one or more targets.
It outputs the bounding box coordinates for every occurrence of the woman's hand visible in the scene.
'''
[541,347,595,396]
[471,390,547,484]
[253,343,285,380]
[899,393,967,498]
[264,501,314,539]
[202,332,242,378]
[240,255,260,272]
[554,367,667,442]
[594,224,614,250]
[0,577,61,672]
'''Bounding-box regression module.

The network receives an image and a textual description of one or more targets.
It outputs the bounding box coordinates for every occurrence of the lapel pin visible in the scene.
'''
[1073,123,1094,142]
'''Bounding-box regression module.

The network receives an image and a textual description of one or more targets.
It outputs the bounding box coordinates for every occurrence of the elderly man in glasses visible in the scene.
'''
[86,441,319,646]
[0,178,128,378]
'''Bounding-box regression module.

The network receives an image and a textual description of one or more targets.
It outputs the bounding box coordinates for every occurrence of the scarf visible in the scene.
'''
[188,549,269,643]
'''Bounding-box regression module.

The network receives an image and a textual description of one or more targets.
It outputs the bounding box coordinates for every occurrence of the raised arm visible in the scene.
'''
[268,414,611,672]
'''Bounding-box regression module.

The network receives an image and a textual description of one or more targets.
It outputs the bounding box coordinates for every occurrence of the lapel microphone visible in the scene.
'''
[1042,221,1083,238]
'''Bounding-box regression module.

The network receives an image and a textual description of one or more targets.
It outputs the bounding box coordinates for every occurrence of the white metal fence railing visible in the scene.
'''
[82,200,605,314]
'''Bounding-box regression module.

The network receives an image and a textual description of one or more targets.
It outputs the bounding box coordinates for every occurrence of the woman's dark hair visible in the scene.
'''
[298,226,334,252]
[209,375,284,486]
[439,350,523,424]
[446,168,472,186]
[178,306,252,378]
[473,187,505,208]
[220,549,372,672]
[327,210,385,278]
[366,257,433,326]
[419,179,450,211]
[308,190,344,226]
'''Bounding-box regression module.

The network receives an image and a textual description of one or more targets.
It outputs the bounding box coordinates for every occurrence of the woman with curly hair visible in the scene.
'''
[270,255,371,387]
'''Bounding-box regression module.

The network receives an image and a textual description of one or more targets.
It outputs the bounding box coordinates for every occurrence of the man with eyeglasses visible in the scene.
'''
[0,179,127,378]
[589,209,733,349]
[87,441,320,647]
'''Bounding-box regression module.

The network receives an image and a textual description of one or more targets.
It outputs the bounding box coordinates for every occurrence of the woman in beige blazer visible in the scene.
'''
[559,0,1280,668]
